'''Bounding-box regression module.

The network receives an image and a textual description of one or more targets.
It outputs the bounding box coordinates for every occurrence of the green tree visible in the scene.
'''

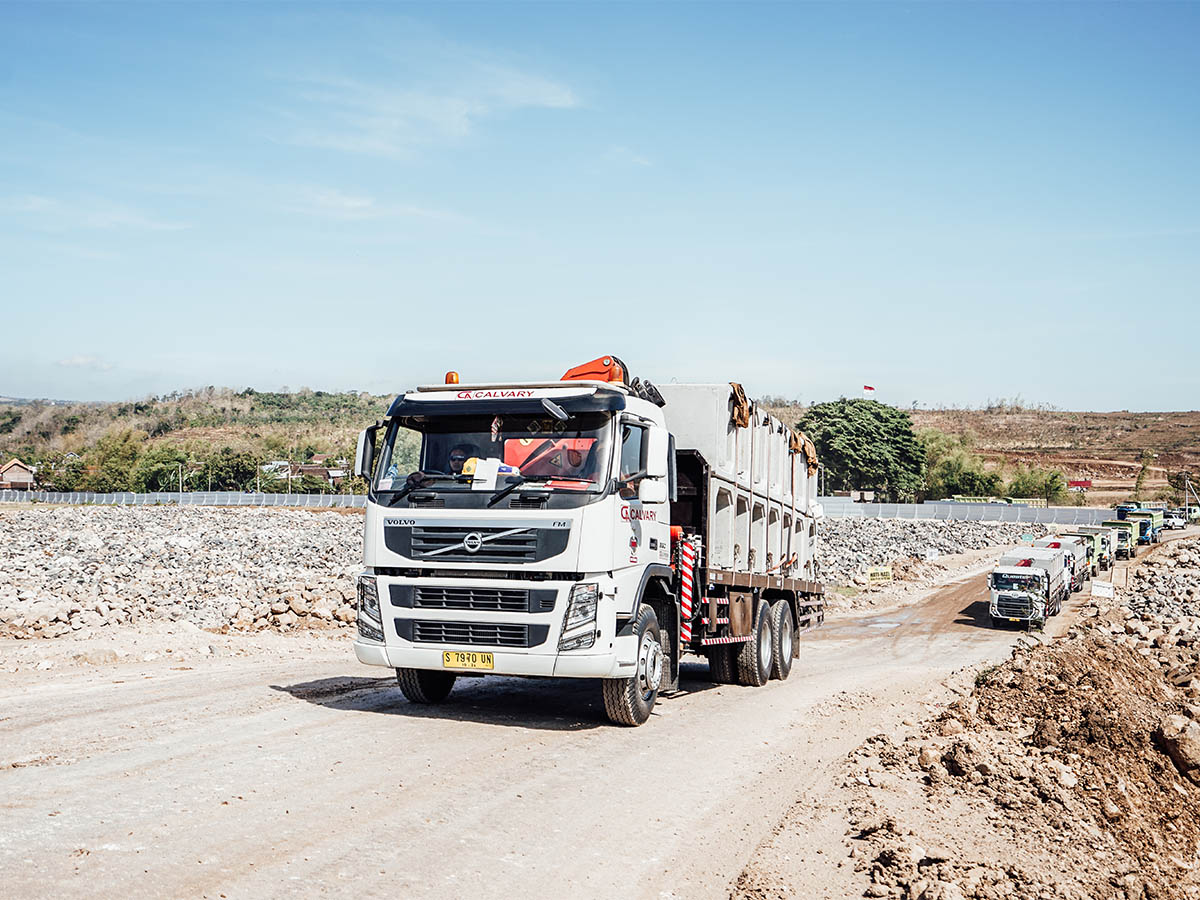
[917,429,1003,499]
[129,445,189,492]
[1007,465,1068,505]
[199,447,260,491]
[796,399,925,501]
[81,429,146,491]
[36,451,86,490]
[296,474,332,494]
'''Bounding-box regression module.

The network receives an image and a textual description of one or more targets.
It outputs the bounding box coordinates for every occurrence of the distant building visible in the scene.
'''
[0,458,36,489]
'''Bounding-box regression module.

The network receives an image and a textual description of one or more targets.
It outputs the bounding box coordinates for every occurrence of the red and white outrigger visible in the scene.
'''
[351,356,825,725]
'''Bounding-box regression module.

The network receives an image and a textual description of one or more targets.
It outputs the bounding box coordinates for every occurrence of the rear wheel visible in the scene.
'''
[769,600,796,681]
[706,644,736,684]
[736,601,773,687]
[396,668,456,704]
[602,604,661,726]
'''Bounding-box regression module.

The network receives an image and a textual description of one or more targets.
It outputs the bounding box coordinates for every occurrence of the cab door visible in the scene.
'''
[613,418,671,579]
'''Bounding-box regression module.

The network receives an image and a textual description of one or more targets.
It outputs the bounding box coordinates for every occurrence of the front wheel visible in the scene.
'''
[602,604,662,726]
[396,668,456,704]
[769,600,796,681]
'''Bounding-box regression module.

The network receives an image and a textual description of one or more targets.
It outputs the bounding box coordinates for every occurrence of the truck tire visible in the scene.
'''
[706,644,736,684]
[396,668,456,704]
[736,601,773,687]
[602,604,662,726]
[769,600,795,681]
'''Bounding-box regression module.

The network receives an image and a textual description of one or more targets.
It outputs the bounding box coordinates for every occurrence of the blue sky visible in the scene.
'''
[2,2,1197,410]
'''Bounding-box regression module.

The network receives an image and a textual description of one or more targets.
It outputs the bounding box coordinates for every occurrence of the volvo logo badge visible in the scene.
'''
[463,532,483,554]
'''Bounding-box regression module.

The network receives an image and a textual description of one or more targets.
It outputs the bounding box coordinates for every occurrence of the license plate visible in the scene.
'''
[443,650,493,670]
[1008,618,1020,622]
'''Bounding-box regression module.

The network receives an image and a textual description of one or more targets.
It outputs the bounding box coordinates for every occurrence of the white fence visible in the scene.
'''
[0,490,1118,524]
[819,497,1116,526]
[0,490,366,508]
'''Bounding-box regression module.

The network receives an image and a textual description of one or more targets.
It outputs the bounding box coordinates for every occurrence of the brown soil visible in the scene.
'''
[843,637,1200,899]
[912,408,1200,507]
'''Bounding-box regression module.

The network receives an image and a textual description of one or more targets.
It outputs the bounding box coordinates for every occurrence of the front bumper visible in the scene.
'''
[353,574,638,679]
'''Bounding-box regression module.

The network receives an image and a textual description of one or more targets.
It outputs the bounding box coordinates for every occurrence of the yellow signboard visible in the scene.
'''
[867,565,894,585]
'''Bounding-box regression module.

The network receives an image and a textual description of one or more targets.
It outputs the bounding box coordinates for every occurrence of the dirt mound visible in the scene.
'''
[845,637,1200,899]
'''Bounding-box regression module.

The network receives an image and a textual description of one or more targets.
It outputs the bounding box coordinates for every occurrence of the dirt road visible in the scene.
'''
[0,559,1094,899]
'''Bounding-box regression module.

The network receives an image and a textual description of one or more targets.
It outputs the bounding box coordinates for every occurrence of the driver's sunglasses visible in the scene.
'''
[450,455,467,463]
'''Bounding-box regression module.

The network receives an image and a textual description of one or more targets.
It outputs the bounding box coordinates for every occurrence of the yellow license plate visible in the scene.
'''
[443,650,494,670]
[1009,618,1020,622]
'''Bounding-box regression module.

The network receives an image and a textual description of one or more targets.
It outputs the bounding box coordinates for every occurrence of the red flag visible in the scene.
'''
[862,385,875,393]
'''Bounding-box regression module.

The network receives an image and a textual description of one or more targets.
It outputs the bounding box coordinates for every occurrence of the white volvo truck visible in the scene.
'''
[989,547,1068,629]
[351,356,825,726]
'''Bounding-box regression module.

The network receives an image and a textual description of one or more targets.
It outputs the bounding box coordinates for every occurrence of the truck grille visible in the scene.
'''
[398,618,551,648]
[412,525,538,562]
[415,586,528,612]
[995,594,1033,618]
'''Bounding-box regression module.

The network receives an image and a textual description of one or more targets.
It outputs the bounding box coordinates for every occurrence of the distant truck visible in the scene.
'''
[1103,519,1137,559]
[1126,509,1163,544]
[1060,531,1102,577]
[989,548,1068,629]
[1034,535,1087,592]
[1073,524,1117,571]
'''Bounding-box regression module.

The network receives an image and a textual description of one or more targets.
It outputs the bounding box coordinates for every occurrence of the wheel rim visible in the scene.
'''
[780,613,793,665]
[638,631,662,698]
[759,618,772,672]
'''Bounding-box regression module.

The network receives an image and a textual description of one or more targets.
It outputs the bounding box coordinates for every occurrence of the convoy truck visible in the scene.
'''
[1126,509,1163,544]
[1034,536,1087,592]
[1073,525,1117,571]
[989,547,1068,629]
[1060,531,1101,577]
[349,357,825,726]
[1103,519,1137,559]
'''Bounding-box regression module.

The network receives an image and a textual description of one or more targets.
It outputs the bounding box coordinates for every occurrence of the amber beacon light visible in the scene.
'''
[445,371,460,385]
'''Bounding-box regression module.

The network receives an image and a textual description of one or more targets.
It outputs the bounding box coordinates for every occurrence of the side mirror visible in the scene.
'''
[645,427,669,479]
[639,478,668,504]
[354,427,377,479]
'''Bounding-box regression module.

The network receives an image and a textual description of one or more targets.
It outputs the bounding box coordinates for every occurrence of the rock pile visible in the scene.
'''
[841,540,1200,900]
[1126,537,1200,618]
[820,519,1047,586]
[0,507,360,639]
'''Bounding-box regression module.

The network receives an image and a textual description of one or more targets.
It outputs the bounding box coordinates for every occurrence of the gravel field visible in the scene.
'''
[0,506,361,639]
[0,506,1054,639]
[819,518,1048,586]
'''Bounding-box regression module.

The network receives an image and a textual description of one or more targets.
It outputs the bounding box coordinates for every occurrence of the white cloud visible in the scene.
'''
[281,59,578,158]
[287,186,470,224]
[607,145,652,167]
[57,355,113,371]
[2,194,187,232]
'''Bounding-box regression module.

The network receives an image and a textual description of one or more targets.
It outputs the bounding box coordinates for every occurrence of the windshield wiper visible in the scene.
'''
[486,474,592,508]
[384,474,468,506]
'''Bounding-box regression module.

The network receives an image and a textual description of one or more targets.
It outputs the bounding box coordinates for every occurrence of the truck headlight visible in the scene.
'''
[559,582,599,651]
[357,575,384,642]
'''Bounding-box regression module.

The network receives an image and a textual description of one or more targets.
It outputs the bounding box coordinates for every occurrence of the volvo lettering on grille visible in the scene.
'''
[463,532,483,554]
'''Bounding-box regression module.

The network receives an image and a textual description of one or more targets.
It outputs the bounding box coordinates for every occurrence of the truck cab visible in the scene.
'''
[1103,520,1136,559]
[989,548,1067,629]
[1126,509,1162,544]
[1073,525,1116,571]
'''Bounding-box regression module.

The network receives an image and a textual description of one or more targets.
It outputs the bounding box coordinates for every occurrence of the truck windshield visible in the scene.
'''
[374,412,613,493]
[992,573,1041,592]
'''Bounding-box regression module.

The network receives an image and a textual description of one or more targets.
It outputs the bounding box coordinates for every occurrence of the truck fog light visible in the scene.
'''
[559,582,599,651]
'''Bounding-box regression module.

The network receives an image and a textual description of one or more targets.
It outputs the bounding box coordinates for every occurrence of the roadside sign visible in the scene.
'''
[1092,581,1115,599]
[867,565,893,585]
